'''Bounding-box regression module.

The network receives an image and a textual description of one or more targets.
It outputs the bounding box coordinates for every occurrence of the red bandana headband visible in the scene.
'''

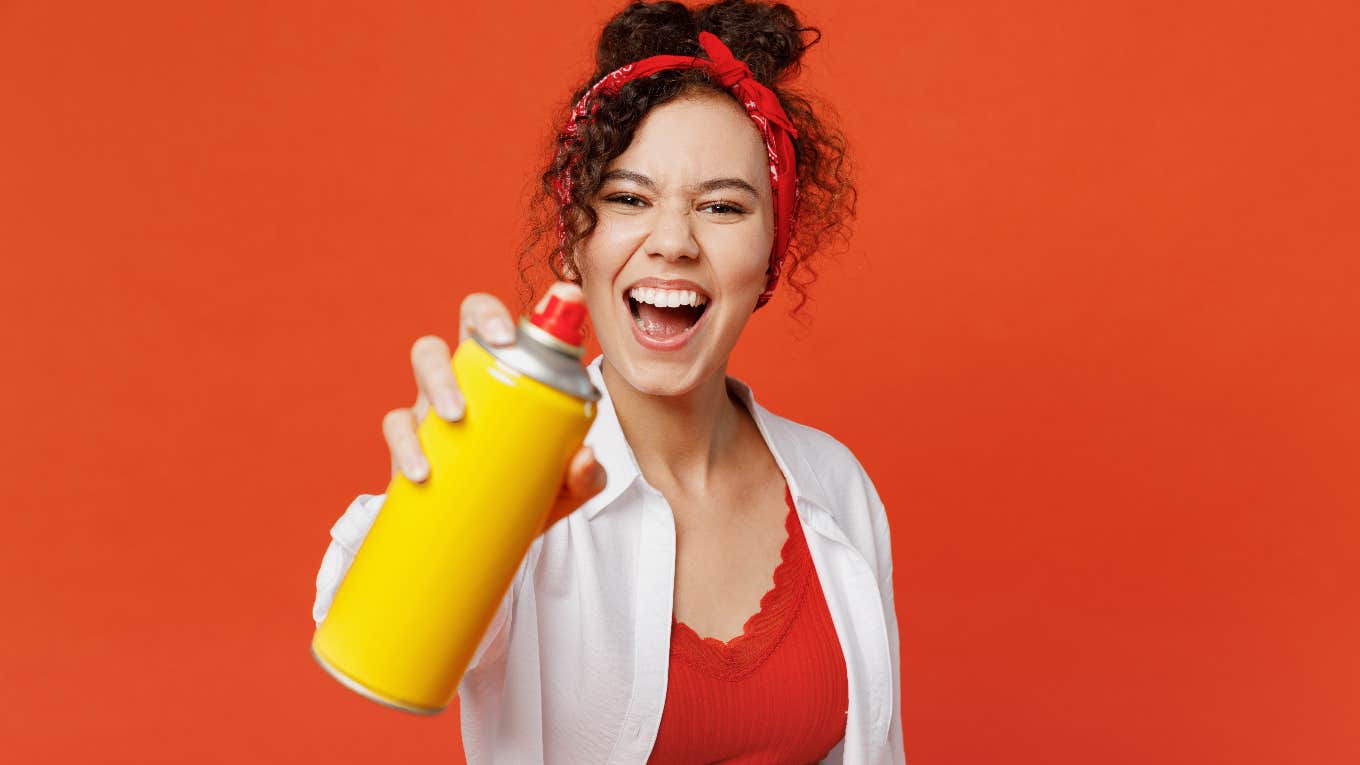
[553,31,800,309]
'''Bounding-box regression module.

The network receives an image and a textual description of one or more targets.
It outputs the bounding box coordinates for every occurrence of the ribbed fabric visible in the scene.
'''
[647,485,849,764]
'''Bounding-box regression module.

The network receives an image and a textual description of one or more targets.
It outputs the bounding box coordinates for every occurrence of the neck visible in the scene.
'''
[600,356,744,498]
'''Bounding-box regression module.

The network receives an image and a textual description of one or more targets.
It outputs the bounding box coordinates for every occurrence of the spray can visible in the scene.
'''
[310,294,599,714]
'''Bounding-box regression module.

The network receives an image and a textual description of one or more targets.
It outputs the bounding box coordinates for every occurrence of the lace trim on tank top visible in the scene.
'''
[670,487,812,681]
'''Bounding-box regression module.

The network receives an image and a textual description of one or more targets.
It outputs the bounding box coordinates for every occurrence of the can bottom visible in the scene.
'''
[310,643,447,716]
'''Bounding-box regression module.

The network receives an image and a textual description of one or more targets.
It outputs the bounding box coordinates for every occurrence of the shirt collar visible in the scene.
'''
[579,355,833,521]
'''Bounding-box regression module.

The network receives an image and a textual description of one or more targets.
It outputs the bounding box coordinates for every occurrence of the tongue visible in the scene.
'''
[635,302,701,339]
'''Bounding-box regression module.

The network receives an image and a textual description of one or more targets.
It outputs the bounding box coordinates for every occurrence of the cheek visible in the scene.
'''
[575,259,610,310]
[713,228,773,288]
[579,213,636,265]
[574,244,623,319]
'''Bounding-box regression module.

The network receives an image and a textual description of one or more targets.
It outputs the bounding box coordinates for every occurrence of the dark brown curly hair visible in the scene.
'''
[515,0,856,321]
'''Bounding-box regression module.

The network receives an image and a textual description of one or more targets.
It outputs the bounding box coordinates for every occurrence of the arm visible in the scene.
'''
[863,471,907,764]
[880,542,905,763]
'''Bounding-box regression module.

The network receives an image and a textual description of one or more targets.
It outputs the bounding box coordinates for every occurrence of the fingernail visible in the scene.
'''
[486,317,515,345]
[404,457,429,482]
[433,389,464,421]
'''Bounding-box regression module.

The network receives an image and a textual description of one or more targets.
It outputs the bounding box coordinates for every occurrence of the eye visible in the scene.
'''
[702,201,748,216]
[605,193,647,207]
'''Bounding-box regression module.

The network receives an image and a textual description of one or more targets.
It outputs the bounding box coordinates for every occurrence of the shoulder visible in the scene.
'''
[755,404,890,549]
[764,410,871,490]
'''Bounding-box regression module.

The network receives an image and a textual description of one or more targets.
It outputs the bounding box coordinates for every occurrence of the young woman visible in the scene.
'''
[313,2,904,762]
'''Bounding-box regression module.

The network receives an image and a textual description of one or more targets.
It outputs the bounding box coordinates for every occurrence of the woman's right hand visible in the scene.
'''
[381,282,608,536]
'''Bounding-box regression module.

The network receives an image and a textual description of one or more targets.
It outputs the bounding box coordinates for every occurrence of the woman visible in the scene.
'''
[313,1,904,762]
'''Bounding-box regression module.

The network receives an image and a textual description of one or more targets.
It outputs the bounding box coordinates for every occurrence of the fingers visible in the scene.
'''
[459,292,516,346]
[410,334,464,422]
[390,286,594,515]
[383,407,429,483]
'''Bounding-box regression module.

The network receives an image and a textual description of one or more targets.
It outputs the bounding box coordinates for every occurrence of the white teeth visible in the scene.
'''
[628,286,709,308]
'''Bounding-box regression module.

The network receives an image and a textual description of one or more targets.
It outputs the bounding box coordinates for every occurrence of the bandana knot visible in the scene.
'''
[702,31,754,87]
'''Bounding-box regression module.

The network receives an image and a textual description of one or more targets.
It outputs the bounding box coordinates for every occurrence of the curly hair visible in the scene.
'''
[515,0,856,321]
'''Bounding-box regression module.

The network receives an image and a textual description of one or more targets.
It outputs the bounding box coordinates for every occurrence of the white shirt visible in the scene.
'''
[313,356,906,764]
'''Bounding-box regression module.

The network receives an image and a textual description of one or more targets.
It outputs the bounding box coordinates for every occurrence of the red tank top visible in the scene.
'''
[646,486,849,764]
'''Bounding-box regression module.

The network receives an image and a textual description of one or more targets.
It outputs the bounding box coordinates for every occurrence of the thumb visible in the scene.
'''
[538,447,607,536]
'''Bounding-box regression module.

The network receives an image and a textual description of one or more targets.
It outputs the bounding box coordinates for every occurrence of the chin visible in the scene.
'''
[604,341,713,399]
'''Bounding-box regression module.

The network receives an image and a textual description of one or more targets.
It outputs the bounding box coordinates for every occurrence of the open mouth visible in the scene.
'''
[625,286,710,342]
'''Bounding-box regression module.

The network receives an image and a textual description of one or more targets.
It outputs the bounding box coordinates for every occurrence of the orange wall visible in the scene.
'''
[2,1,1356,762]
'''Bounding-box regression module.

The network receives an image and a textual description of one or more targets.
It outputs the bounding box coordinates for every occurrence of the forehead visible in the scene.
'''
[606,92,768,188]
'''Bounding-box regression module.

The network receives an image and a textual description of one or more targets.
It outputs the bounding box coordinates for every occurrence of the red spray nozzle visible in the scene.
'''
[529,294,587,348]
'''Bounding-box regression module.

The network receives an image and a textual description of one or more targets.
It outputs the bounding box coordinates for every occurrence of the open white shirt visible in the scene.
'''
[313,356,906,764]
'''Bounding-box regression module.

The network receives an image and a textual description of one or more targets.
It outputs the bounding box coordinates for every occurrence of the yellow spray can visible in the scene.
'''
[310,294,599,714]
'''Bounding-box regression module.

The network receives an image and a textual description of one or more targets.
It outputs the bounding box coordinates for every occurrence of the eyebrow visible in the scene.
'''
[601,169,761,198]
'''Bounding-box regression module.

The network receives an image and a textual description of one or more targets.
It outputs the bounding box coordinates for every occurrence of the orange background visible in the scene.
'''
[2,1,1356,762]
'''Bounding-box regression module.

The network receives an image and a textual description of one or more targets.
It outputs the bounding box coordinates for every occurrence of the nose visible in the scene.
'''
[642,202,700,262]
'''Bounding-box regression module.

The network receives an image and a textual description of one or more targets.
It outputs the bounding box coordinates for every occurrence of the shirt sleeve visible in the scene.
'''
[863,470,907,763]
[311,493,384,627]
[311,492,517,675]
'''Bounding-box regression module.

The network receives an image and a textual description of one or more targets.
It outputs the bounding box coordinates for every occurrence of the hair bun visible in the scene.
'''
[696,0,817,83]
[596,2,700,73]
[594,1,818,84]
